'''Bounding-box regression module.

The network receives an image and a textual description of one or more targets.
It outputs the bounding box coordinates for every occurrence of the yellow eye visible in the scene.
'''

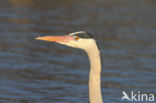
[75,36,79,41]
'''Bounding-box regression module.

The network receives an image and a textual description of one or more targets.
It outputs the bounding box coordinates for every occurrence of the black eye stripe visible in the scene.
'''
[71,31,100,50]
[72,33,93,38]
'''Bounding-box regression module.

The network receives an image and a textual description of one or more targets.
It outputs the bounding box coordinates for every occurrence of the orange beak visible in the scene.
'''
[36,35,74,43]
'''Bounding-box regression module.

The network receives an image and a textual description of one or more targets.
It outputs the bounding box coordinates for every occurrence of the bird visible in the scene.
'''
[36,31,103,103]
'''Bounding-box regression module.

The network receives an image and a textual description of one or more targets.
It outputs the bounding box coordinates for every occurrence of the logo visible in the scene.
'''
[121,91,155,102]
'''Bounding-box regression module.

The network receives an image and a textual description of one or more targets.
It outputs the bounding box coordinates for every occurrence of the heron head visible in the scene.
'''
[36,31,98,52]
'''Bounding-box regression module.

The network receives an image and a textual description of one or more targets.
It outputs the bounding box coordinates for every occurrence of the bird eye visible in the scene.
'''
[74,36,79,41]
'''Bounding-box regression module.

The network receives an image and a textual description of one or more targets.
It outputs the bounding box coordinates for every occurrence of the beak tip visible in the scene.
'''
[35,36,41,40]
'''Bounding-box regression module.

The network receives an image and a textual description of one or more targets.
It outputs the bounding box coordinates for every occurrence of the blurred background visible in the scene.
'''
[0,0,155,103]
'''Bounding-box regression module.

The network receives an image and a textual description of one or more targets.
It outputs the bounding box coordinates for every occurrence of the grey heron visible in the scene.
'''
[36,31,103,103]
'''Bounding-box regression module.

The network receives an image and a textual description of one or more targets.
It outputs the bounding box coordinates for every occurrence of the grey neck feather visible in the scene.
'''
[85,44,103,103]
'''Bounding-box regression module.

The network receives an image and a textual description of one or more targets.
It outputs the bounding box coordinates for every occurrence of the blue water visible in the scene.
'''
[0,0,155,103]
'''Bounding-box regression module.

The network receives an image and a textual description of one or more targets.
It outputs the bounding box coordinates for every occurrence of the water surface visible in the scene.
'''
[0,0,156,103]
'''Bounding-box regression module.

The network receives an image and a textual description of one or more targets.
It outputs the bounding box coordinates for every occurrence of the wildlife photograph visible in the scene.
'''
[0,0,155,103]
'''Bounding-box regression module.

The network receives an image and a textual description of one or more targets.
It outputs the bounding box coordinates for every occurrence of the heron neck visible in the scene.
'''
[87,47,103,103]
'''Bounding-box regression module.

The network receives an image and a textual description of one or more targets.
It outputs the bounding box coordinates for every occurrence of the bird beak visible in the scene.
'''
[35,35,74,43]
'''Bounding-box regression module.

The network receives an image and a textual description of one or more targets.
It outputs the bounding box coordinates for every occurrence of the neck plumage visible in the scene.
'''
[86,45,103,103]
